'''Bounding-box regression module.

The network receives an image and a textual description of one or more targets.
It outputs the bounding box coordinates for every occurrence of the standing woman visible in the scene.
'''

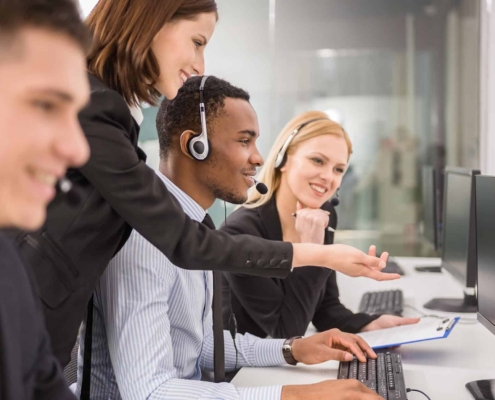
[221,111,418,338]
[12,0,397,368]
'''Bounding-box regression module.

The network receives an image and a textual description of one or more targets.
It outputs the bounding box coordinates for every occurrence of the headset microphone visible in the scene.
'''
[252,178,268,195]
[329,189,340,207]
[56,177,82,207]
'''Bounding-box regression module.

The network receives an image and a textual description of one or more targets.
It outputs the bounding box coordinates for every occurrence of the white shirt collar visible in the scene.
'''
[155,170,207,223]
[129,104,144,126]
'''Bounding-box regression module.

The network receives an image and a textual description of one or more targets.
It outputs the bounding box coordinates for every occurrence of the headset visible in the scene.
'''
[274,118,327,169]
[187,75,211,161]
[274,117,340,206]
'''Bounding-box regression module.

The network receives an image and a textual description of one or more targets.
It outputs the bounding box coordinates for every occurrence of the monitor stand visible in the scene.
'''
[466,379,495,399]
[423,290,477,313]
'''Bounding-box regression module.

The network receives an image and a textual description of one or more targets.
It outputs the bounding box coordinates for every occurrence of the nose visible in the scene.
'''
[193,52,205,76]
[53,117,90,169]
[320,166,335,184]
[250,145,264,167]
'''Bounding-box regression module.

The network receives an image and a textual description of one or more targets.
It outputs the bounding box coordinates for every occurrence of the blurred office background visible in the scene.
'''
[79,0,484,257]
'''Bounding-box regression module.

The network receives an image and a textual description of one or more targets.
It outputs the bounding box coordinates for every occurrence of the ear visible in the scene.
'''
[179,130,198,160]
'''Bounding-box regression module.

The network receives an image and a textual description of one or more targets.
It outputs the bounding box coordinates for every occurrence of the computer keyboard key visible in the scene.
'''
[338,361,349,379]
[349,358,358,379]
[338,351,407,399]
[358,361,367,381]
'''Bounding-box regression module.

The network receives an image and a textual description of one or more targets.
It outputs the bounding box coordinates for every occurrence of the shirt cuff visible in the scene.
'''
[254,338,286,366]
[239,385,283,400]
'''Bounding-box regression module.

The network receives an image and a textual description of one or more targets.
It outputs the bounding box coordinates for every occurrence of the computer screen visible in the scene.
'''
[475,175,495,335]
[441,167,478,289]
[422,166,437,249]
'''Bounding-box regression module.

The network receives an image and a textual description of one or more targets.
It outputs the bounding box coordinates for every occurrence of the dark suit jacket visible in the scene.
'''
[10,74,292,367]
[220,196,378,338]
[0,233,74,400]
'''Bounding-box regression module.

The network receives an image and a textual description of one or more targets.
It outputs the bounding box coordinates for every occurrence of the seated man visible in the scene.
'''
[77,76,382,400]
[0,0,90,398]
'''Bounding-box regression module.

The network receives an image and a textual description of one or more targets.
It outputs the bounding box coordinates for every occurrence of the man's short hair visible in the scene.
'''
[157,76,250,160]
[0,0,92,54]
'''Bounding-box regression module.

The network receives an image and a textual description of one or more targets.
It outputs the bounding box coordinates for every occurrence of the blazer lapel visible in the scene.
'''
[258,196,284,241]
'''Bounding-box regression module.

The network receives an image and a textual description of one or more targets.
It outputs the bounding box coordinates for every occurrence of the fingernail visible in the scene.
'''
[379,260,386,269]
[345,353,353,361]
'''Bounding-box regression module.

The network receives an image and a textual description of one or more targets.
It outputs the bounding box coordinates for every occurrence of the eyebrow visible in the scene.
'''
[32,88,74,103]
[312,152,347,166]
[238,130,259,138]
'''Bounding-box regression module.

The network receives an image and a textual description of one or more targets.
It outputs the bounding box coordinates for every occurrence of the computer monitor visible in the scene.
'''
[423,167,479,313]
[422,166,441,250]
[466,175,495,399]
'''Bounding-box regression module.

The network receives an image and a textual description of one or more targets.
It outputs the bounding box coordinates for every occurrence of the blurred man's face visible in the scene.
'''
[0,28,90,230]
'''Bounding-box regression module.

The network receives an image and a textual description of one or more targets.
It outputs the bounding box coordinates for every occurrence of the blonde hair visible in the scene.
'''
[243,110,352,209]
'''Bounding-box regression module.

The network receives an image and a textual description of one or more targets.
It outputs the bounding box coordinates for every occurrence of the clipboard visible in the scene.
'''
[357,317,460,349]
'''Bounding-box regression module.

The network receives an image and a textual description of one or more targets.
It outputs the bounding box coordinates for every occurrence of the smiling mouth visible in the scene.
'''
[29,168,58,187]
[310,183,327,194]
[179,71,188,84]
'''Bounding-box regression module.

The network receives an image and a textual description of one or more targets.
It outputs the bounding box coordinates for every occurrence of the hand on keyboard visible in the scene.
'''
[281,379,383,400]
[360,315,420,332]
[290,328,376,364]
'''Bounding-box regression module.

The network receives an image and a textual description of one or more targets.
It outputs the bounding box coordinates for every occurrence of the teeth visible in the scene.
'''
[310,184,327,194]
[179,72,187,83]
[32,170,57,187]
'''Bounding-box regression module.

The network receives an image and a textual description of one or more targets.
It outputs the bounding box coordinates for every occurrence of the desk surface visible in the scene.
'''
[231,257,495,399]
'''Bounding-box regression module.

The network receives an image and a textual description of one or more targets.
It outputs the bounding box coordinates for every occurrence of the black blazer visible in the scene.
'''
[0,233,74,400]
[10,74,292,367]
[221,196,378,338]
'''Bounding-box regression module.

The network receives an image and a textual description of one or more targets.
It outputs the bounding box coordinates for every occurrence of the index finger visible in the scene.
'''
[352,334,377,359]
[335,337,367,362]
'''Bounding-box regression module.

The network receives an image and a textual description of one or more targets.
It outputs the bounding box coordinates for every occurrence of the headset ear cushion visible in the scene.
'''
[187,134,211,161]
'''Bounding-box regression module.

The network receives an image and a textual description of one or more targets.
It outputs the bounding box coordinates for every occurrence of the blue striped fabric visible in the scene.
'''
[76,170,286,400]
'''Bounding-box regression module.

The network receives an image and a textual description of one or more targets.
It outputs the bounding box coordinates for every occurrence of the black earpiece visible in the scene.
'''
[187,76,210,161]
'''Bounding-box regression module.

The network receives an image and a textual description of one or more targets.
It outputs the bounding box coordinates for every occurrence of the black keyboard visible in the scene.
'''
[338,352,408,399]
[358,290,403,316]
[381,260,405,275]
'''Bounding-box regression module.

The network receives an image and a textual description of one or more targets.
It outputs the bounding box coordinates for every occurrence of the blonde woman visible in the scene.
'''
[221,111,419,338]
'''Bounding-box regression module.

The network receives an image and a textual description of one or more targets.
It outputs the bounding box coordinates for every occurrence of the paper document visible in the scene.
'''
[357,317,459,349]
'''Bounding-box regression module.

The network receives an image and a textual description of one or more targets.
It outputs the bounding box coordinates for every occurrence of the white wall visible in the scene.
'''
[481,0,495,175]
[78,0,98,17]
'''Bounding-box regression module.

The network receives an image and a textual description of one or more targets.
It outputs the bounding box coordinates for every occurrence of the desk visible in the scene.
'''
[231,257,495,399]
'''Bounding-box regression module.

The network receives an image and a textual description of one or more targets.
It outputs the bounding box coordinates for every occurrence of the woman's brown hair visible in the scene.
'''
[86,0,217,106]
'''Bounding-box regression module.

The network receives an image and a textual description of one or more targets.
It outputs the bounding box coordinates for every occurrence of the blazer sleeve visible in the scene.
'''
[77,87,292,278]
[311,271,379,333]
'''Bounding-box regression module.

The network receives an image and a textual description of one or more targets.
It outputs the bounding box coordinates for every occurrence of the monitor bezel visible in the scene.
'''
[422,165,439,250]
[440,166,480,289]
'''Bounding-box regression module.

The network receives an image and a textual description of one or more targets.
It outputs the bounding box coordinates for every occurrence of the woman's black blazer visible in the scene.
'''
[221,195,378,338]
[10,74,293,367]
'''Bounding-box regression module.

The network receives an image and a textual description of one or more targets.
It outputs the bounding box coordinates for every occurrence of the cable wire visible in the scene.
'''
[407,388,432,400]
